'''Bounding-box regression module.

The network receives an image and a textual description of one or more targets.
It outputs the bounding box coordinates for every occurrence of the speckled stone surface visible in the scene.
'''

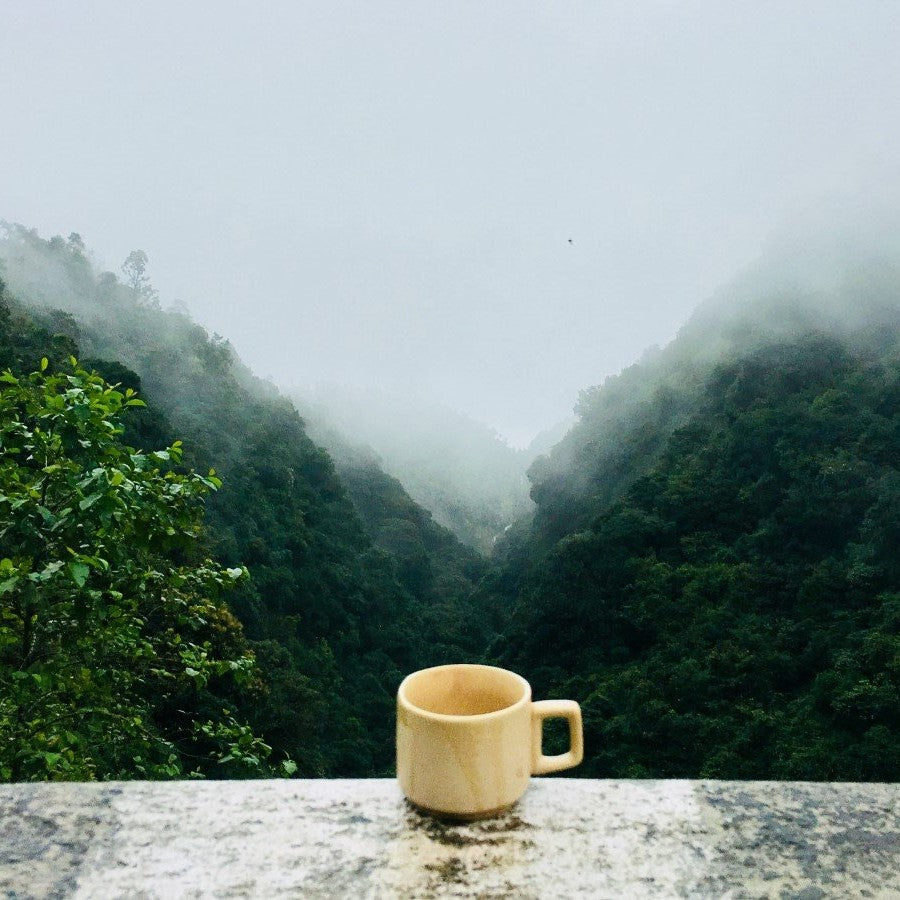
[1,779,898,898]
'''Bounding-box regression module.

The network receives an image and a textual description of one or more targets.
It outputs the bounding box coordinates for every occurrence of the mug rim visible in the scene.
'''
[398,663,531,723]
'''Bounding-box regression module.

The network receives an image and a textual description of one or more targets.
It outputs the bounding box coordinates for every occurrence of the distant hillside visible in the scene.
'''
[488,257,900,780]
[0,223,491,776]
[527,253,900,548]
[297,385,536,553]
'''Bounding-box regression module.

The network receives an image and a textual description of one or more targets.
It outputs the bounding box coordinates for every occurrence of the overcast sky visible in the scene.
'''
[3,2,900,445]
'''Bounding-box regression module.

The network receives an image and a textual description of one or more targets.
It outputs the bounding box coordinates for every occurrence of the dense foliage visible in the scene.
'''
[496,330,900,779]
[0,353,271,780]
[331,444,492,659]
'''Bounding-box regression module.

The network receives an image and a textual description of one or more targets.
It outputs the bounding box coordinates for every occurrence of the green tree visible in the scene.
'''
[0,358,270,780]
[120,249,159,308]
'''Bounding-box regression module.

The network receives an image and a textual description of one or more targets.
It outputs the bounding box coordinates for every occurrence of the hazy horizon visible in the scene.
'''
[4,2,900,446]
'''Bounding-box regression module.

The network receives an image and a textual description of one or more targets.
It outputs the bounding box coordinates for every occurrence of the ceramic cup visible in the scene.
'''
[396,663,583,819]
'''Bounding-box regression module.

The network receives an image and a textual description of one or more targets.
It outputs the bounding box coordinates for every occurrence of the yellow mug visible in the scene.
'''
[396,663,583,819]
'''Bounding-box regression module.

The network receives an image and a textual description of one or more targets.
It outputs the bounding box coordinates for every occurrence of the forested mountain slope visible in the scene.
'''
[0,225,489,776]
[317,435,492,659]
[491,265,900,780]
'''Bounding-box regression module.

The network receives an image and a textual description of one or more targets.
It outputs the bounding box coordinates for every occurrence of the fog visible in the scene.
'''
[3,3,900,446]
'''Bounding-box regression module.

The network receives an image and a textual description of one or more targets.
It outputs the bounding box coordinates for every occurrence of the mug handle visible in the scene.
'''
[531,700,584,775]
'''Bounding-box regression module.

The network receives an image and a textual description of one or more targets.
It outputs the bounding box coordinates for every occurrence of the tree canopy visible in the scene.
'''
[494,333,900,780]
[0,357,272,780]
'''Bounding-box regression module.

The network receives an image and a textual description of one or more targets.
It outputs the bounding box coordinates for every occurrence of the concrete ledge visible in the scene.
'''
[1,779,898,898]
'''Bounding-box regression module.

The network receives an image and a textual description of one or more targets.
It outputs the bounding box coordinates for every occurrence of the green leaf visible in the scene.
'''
[79,493,102,510]
[40,357,49,372]
[68,562,90,587]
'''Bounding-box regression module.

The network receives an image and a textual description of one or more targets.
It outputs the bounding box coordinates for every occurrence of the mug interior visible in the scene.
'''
[401,664,528,717]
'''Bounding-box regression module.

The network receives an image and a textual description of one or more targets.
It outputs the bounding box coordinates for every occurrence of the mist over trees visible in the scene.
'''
[1,220,899,782]
[0,224,494,777]
[486,245,900,780]
[297,385,542,553]
[119,250,159,308]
